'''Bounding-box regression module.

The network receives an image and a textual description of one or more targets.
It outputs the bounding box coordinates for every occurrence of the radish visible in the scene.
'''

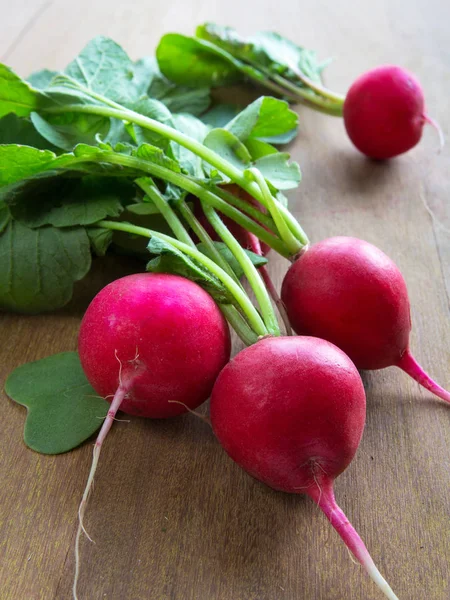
[74,272,231,598]
[281,236,450,403]
[210,336,398,600]
[343,65,443,159]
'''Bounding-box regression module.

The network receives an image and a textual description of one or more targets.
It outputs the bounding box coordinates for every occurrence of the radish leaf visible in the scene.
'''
[5,352,109,454]
[0,221,91,313]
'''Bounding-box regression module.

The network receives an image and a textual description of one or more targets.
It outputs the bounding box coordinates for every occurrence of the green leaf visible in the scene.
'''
[0,221,91,313]
[64,36,147,105]
[250,31,326,83]
[225,96,298,144]
[10,176,129,228]
[0,64,42,117]
[0,145,60,186]
[136,56,211,116]
[27,69,58,90]
[250,153,302,190]
[170,114,209,177]
[129,96,174,149]
[203,128,252,173]
[197,24,325,87]
[0,113,57,149]
[201,103,241,129]
[147,236,231,303]
[87,227,113,256]
[5,352,109,454]
[244,138,278,159]
[197,240,267,279]
[156,34,243,87]
[0,203,10,233]
[30,110,110,151]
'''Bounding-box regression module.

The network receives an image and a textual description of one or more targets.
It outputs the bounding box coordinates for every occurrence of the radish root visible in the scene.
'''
[396,350,450,404]
[167,400,212,426]
[73,382,132,600]
[423,114,445,152]
[307,480,399,600]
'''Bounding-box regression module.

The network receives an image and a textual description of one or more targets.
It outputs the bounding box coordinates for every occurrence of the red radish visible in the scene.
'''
[193,183,271,255]
[210,336,398,600]
[281,236,450,403]
[343,65,442,159]
[74,273,231,598]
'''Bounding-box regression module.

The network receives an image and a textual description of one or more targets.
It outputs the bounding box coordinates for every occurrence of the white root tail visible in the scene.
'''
[424,114,445,153]
[72,384,130,600]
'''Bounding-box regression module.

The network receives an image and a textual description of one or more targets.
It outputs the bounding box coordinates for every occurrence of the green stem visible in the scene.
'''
[177,200,258,346]
[220,305,259,346]
[135,178,195,248]
[202,204,280,337]
[177,200,240,284]
[45,98,306,240]
[287,66,345,106]
[95,219,268,337]
[210,185,277,233]
[247,168,303,255]
[134,180,257,345]
[96,150,291,257]
[272,74,344,116]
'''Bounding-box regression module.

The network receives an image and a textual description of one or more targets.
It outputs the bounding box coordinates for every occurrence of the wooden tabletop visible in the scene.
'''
[1,1,449,599]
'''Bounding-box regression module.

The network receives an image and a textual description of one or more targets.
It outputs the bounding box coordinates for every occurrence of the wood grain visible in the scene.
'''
[1,1,449,599]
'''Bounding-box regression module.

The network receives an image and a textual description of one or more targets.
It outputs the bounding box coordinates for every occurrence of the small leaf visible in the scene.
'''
[30,111,110,151]
[0,64,42,117]
[203,128,251,174]
[225,96,298,144]
[252,153,302,190]
[169,114,209,177]
[5,352,109,454]
[137,56,211,116]
[10,176,129,228]
[27,69,58,90]
[0,221,91,313]
[87,227,113,256]
[64,36,145,105]
[201,103,241,129]
[0,113,57,149]
[156,34,243,87]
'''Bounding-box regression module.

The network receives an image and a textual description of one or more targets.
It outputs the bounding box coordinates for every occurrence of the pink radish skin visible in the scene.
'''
[74,273,231,599]
[79,273,231,418]
[343,65,437,159]
[210,336,398,600]
[281,236,450,403]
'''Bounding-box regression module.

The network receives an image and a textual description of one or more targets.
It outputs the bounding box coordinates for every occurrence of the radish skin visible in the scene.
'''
[281,236,450,404]
[343,65,440,159]
[210,336,398,600]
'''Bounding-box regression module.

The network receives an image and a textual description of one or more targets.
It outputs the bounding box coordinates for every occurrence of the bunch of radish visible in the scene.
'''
[8,33,445,600]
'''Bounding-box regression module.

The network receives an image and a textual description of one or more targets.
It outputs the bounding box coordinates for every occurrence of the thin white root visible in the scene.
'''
[167,400,212,427]
[365,558,400,600]
[424,114,445,153]
[421,192,450,235]
[72,384,130,600]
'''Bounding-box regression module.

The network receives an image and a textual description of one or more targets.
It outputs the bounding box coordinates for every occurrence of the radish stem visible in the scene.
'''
[247,233,292,336]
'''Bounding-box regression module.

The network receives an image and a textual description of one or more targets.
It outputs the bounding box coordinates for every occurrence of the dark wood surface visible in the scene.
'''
[1,1,449,599]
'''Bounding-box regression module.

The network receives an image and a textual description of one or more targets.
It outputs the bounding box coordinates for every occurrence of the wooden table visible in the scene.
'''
[1,1,449,599]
